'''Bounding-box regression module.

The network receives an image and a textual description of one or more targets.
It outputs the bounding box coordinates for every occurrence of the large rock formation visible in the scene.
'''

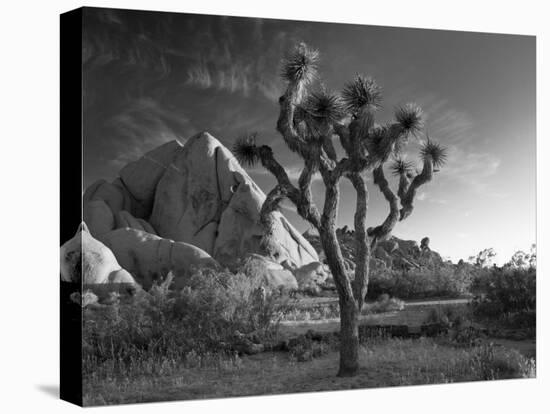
[68,131,320,290]
[101,227,220,290]
[243,254,298,291]
[283,261,330,294]
[83,132,318,270]
[60,222,136,285]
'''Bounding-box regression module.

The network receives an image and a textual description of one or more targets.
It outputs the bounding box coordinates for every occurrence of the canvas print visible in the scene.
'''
[60,6,536,406]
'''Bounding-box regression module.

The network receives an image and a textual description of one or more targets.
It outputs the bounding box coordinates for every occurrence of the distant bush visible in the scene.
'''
[367,264,473,300]
[280,294,403,322]
[425,304,472,329]
[83,269,288,378]
[471,267,536,329]
[366,294,405,313]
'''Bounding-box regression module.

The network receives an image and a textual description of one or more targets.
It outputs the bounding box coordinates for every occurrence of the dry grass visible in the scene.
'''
[83,337,535,406]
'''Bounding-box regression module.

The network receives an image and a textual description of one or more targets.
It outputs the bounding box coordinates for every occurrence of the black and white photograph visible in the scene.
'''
[56,6,538,406]
[2,1,547,413]
[55,4,537,405]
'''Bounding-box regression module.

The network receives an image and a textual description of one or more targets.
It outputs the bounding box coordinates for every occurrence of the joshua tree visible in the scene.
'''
[233,43,447,376]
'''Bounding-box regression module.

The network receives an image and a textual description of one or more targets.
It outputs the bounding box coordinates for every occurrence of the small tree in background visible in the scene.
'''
[505,244,537,269]
[469,248,497,268]
[233,43,447,376]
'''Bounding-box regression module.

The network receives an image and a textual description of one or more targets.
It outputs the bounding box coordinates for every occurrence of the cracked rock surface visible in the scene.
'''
[74,131,319,288]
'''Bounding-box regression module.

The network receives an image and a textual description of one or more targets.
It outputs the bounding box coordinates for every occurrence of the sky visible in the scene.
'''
[82,7,536,264]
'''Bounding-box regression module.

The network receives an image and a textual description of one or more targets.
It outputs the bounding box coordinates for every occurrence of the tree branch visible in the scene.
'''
[347,172,370,308]
[322,135,338,164]
[333,123,352,156]
[276,86,309,156]
[349,108,374,159]
[397,173,411,200]
[256,144,321,229]
[399,158,433,220]
[294,157,322,228]
[367,165,399,246]
[257,145,295,189]
[259,185,286,227]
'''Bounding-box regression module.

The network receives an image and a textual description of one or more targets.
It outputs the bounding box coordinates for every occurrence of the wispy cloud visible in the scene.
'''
[415,190,448,205]
[102,97,192,169]
[83,9,171,79]
[439,146,501,193]
[185,59,283,101]
[421,95,475,145]
[179,19,303,101]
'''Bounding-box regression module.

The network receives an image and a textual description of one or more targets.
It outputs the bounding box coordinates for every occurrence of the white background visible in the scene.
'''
[0,0,548,412]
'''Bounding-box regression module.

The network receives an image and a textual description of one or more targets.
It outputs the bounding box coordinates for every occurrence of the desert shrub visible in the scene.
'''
[285,330,338,362]
[368,264,473,300]
[472,267,536,329]
[83,269,288,378]
[423,305,485,346]
[425,304,472,329]
[468,343,536,380]
[366,294,405,313]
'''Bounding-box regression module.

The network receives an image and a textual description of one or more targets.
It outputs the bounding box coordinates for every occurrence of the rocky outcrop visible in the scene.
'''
[60,222,136,285]
[243,254,298,291]
[284,261,330,294]
[64,132,321,290]
[114,210,156,235]
[119,140,182,217]
[100,227,220,290]
[82,132,318,271]
[303,227,445,273]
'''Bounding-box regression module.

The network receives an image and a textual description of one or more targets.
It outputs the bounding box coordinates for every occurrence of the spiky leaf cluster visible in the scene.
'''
[281,43,319,85]
[390,158,415,176]
[420,139,448,168]
[301,91,346,124]
[395,103,424,136]
[232,133,259,167]
[348,109,375,144]
[364,126,392,163]
[342,75,382,114]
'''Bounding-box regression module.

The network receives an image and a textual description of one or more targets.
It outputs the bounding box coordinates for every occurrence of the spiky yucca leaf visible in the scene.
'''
[420,139,448,168]
[281,43,319,85]
[395,103,424,136]
[301,90,346,124]
[342,75,382,113]
[391,158,415,176]
[233,133,259,167]
[364,126,392,163]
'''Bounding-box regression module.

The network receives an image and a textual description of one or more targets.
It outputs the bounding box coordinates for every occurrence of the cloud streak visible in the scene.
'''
[439,145,501,193]
[98,97,192,170]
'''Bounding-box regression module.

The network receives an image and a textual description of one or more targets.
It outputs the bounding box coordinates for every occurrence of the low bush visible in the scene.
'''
[468,342,535,380]
[366,294,405,313]
[425,304,472,329]
[367,264,473,300]
[471,267,536,329]
[83,269,288,379]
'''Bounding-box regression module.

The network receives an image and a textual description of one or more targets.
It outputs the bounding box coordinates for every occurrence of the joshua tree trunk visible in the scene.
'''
[338,297,360,376]
[233,42,446,377]
[318,170,370,376]
[319,226,361,376]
